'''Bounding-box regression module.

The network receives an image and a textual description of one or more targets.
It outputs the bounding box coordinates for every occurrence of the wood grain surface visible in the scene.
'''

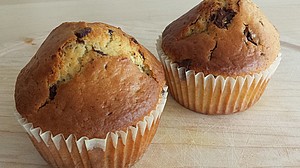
[0,0,300,167]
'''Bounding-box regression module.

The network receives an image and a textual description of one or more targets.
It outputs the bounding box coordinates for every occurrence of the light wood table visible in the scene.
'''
[1,0,300,167]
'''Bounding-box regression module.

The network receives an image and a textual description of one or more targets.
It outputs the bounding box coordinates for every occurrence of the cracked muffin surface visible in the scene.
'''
[162,0,280,77]
[15,22,165,139]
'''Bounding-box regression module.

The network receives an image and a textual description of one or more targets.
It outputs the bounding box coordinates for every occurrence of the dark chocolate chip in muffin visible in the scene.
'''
[138,50,145,59]
[210,8,237,29]
[108,29,114,35]
[244,25,257,46]
[49,84,57,100]
[131,37,138,44]
[75,27,92,38]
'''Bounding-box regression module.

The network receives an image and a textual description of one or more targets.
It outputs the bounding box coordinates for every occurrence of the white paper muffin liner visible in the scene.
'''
[16,86,168,168]
[157,37,281,114]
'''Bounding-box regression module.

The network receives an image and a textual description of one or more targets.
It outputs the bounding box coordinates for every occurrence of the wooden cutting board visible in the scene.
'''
[0,0,300,167]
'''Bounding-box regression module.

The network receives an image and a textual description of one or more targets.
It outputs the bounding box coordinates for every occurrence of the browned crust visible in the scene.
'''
[162,0,280,77]
[15,22,165,139]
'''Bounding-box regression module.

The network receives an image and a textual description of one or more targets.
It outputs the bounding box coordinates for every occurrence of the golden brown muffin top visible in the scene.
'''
[15,22,165,139]
[162,0,280,77]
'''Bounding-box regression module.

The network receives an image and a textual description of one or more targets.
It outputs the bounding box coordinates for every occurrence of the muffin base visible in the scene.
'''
[16,87,168,168]
[157,37,281,115]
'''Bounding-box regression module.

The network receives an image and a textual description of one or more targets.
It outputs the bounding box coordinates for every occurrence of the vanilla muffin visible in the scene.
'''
[15,22,167,167]
[157,0,281,114]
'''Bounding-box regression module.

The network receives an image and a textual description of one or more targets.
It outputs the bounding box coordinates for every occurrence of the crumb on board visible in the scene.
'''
[23,37,36,45]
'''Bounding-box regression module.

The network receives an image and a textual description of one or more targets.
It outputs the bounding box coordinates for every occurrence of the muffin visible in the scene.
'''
[15,22,167,167]
[157,0,281,114]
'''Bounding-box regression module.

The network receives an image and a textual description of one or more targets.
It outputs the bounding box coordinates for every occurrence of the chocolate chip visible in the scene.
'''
[210,8,237,29]
[244,26,257,46]
[75,27,92,38]
[49,84,57,100]
[108,29,114,35]
[138,50,145,59]
[177,59,192,70]
[131,37,138,44]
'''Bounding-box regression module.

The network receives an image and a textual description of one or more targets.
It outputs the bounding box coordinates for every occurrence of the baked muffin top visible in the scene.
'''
[162,0,280,77]
[15,22,165,139]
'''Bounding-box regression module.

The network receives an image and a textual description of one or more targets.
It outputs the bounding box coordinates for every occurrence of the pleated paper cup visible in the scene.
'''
[16,87,167,168]
[157,37,281,115]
